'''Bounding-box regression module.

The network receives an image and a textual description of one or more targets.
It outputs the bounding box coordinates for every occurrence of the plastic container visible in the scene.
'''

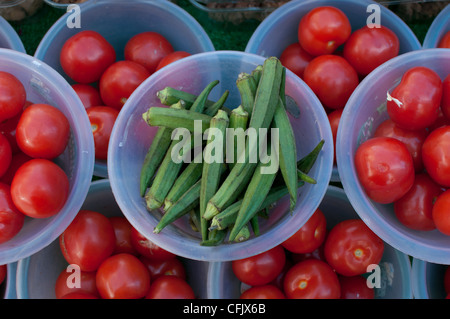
[1,262,17,299]
[15,179,209,299]
[34,0,215,178]
[336,48,450,265]
[0,48,95,265]
[245,0,422,183]
[411,258,449,299]
[43,0,88,9]
[0,16,25,52]
[108,50,334,262]
[423,3,450,48]
[207,186,413,299]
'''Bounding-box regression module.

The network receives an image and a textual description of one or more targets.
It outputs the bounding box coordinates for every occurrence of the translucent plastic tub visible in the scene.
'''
[411,258,449,299]
[34,0,215,178]
[337,48,450,265]
[0,16,25,52]
[423,3,450,48]
[16,179,209,299]
[108,50,333,262]
[1,262,17,299]
[245,0,422,183]
[0,48,94,265]
[207,186,413,299]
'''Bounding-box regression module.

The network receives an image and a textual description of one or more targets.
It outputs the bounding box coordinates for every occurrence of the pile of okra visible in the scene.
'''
[140,56,324,246]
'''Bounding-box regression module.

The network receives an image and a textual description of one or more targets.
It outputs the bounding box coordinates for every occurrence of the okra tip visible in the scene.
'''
[146,194,163,211]
[203,202,220,220]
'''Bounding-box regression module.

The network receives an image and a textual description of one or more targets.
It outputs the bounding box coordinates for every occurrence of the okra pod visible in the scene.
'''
[139,102,184,197]
[297,139,325,174]
[200,110,229,240]
[236,72,257,115]
[297,169,317,184]
[227,105,248,170]
[204,90,230,117]
[251,65,263,84]
[233,224,250,242]
[188,206,201,233]
[250,215,259,237]
[142,107,212,133]
[209,199,242,231]
[200,228,227,246]
[189,80,219,113]
[153,180,201,234]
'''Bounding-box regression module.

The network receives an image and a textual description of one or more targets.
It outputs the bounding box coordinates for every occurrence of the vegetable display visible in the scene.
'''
[140,56,323,245]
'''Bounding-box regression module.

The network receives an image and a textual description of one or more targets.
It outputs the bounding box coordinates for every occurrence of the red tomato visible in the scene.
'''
[60,292,99,299]
[0,182,24,244]
[0,71,26,122]
[444,266,450,294]
[290,245,327,264]
[11,159,69,218]
[96,253,151,299]
[109,216,139,256]
[298,6,351,56]
[438,31,450,48]
[0,105,25,154]
[124,31,174,74]
[0,133,11,178]
[86,106,119,160]
[281,208,327,254]
[16,103,70,159]
[156,51,191,71]
[240,285,286,299]
[324,219,384,277]
[60,30,116,84]
[386,66,442,131]
[429,108,450,132]
[145,275,195,299]
[232,245,286,286]
[279,42,313,79]
[71,84,103,109]
[355,137,415,204]
[0,264,5,285]
[339,275,374,299]
[343,26,399,76]
[139,256,186,282]
[431,190,450,236]
[59,210,116,272]
[422,125,450,187]
[374,119,428,172]
[394,173,442,231]
[327,109,343,164]
[0,151,32,185]
[303,55,359,109]
[54,268,99,299]
[130,227,175,261]
[99,60,150,110]
[440,74,450,121]
[283,259,340,299]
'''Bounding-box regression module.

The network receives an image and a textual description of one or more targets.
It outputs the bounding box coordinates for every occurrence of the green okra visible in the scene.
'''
[236,72,257,115]
[297,139,325,174]
[233,224,250,243]
[142,107,212,133]
[251,65,263,85]
[297,169,317,184]
[227,105,249,170]
[204,90,230,117]
[200,228,227,246]
[250,215,260,237]
[189,80,219,113]
[188,206,201,233]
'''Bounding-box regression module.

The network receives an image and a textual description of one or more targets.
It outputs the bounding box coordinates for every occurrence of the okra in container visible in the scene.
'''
[108,50,333,262]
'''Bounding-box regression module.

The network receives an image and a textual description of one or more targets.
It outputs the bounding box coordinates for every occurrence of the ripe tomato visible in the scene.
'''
[339,275,374,299]
[99,60,150,110]
[60,292,99,299]
[343,26,399,76]
[283,259,340,299]
[145,275,195,299]
[109,216,139,256]
[394,173,442,231]
[374,119,428,172]
[327,108,343,164]
[232,245,286,286]
[124,31,174,74]
[281,208,327,254]
[139,256,186,282]
[0,133,12,178]
[156,51,191,71]
[279,42,313,79]
[440,74,450,120]
[386,66,442,131]
[422,125,450,187]
[0,151,32,185]
[0,182,24,244]
[324,219,384,277]
[86,106,119,160]
[96,253,151,299]
[59,210,116,272]
[71,84,103,109]
[432,190,450,236]
[438,31,450,48]
[60,30,116,84]
[54,268,99,299]
[0,264,5,285]
[303,55,359,109]
[0,71,26,122]
[0,110,22,155]
[11,159,69,218]
[298,6,351,56]
[240,285,286,299]
[355,137,415,204]
[130,227,175,261]
[16,103,70,159]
